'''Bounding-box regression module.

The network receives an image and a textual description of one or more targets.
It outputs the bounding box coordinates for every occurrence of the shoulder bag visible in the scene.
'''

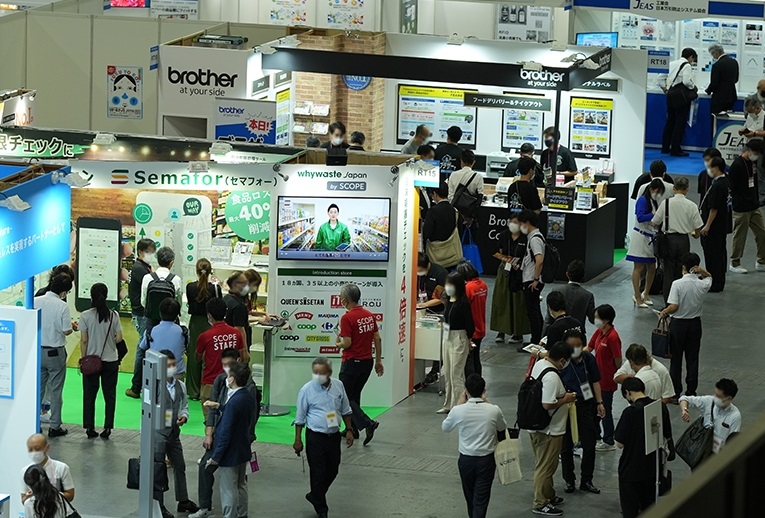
[452,173,482,216]
[666,62,698,107]
[425,209,463,268]
[676,404,715,469]
[654,198,671,259]
[63,496,82,518]
[79,311,113,376]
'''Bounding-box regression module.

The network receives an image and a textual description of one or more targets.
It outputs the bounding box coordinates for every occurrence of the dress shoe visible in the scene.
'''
[363,421,379,446]
[85,428,98,439]
[100,429,112,440]
[318,513,328,518]
[160,505,175,518]
[580,481,601,494]
[670,152,689,157]
[564,482,576,493]
[125,388,140,399]
[177,500,199,513]
[48,427,68,438]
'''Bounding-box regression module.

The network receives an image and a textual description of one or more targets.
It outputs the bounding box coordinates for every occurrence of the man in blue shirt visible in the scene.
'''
[558,329,605,496]
[293,357,354,518]
[140,298,188,378]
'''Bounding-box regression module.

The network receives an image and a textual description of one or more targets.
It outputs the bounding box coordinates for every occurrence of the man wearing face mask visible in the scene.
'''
[727,139,765,274]
[321,121,350,154]
[699,157,729,292]
[126,238,155,399]
[517,210,545,347]
[21,434,75,504]
[294,357,354,518]
[615,378,673,518]
[745,79,765,111]
[540,127,577,180]
[401,124,431,155]
[154,350,198,518]
[196,298,245,418]
[705,44,738,114]
[542,290,582,348]
[679,378,741,454]
[697,148,722,206]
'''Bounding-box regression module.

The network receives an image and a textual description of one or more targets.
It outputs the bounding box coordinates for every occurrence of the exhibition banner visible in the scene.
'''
[213,98,277,145]
[150,0,199,19]
[263,0,316,27]
[318,0,376,30]
[495,5,552,42]
[107,65,143,120]
[569,97,613,159]
[274,269,386,357]
[275,89,291,146]
[397,85,478,147]
[713,117,747,164]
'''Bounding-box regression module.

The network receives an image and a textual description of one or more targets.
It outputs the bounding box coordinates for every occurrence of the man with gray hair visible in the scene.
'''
[745,79,765,111]
[294,356,354,518]
[336,284,384,446]
[706,43,739,114]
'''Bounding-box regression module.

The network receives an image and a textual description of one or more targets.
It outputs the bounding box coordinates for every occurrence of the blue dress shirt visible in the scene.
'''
[140,321,187,374]
[560,351,601,399]
[294,378,352,434]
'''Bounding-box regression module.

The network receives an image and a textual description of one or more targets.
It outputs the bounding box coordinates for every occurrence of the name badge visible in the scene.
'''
[579,382,594,401]
[443,323,451,334]
[325,411,339,428]
[165,409,173,428]
[750,176,756,189]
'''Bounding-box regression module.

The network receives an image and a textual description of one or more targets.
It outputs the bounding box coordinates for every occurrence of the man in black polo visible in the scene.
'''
[504,142,545,187]
[540,127,578,180]
[699,157,729,292]
[543,291,582,347]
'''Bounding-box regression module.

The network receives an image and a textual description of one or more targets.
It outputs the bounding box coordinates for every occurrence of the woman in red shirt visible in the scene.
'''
[456,261,488,377]
[585,304,622,451]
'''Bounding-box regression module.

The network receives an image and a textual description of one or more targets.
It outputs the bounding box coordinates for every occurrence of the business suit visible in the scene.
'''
[706,55,739,114]
[211,388,258,518]
[547,282,595,335]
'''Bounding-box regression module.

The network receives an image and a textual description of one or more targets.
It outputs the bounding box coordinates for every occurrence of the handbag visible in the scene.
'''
[676,406,715,469]
[127,457,169,492]
[116,339,128,363]
[494,427,522,485]
[666,62,698,107]
[461,227,484,274]
[425,210,463,268]
[63,497,82,518]
[654,198,670,259]
[651,317,671,359]
[79,312,113,376]
[452,172,482,216]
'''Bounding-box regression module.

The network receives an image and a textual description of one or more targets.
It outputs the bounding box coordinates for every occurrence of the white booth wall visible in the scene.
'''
[382,35,647,186]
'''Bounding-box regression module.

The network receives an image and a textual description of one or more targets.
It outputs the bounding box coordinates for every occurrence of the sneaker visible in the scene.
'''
[756,263,765,272]
[40,413,51,423]
[573,446,583,457]
[177,500,199,513]
[436,407,450,414]
[550,496,564,506]
[189,510,212,518]
[495,333,505,343]
[125,388,141,399]
[729,264,748,274]
[533,504,563,516]
[48,427,68,438]
[595,441,616,452]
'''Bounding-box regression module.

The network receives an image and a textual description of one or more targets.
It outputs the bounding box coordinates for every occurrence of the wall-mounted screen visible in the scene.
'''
[396,84,477,149]
[277,197,390,262]
[576,32,618,47]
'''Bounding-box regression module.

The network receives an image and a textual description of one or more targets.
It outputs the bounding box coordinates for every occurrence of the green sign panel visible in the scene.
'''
[133,203,153,224]
[223,191,271,241]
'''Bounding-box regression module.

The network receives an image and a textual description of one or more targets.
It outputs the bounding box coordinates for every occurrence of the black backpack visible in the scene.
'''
[517,367,561,430]
[529,234,560,284]
[452,173,482,217]
[145,272,177,322]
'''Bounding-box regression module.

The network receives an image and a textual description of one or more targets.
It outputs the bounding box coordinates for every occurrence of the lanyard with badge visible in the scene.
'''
[746,160,756,189]
[322,384,341,429]
[572,359,594,401]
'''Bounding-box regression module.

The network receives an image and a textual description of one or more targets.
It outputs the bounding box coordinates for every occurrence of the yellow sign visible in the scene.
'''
[306,335,331,343]
[399,85,475,100]
[276,88,290,103]
[570,98,613,110]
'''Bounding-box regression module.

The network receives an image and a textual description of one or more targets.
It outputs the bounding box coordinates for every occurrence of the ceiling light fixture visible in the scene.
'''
[209,141,233,156]
[93,133,116,146]
[520,61,543,71]
[258,44,277,55]
[447,33,465,46]
[0,192,30,211]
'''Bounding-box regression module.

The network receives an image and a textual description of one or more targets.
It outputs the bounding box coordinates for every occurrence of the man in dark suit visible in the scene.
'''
[706,44,739,114]
[206,362,258,518]
[547,260,596,335]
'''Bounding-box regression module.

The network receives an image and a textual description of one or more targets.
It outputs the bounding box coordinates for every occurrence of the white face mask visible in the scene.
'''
[240,285,250,296]
[594,318,604,329]
[417,270,427,277]
[143,253,155,263]
[444,285,456,297]
[713,396,728,408]
[312,373,328,385]
[28,451,45,464]
[226,377,235,389]
[332,137,343,146]
[223,366,231,376]
[166,366,177,379]
[508,222,520,233]
[750,153,760,162]
[520,225,530,235]
[571,347,583,359]
[706,168,714,178]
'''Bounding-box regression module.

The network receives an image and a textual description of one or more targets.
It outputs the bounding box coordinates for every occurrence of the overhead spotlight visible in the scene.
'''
[28,90,36,101]
[0,193,31,211]
[580,59,600,70]
[277,171,289,182]
[520,61,543,71]
[561,52,587,63]
[93,133,116,146]
[258,44,277,55]
[388,175,399,187]
[447,33,465,46]
[209,141,233,155]
[52,171,91,188]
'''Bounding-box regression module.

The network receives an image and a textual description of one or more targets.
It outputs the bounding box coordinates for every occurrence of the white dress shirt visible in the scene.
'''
[34,292,72,348]
[635,365,663,401]
[651,193,704,234]
[679,395,741,453]
[140,266,183,308]
[614,358,674,400]
[668,273,713,319]
[447,167,484,202]
[637,179,675,206]
[745,109,765,135]
[442,398,508,456]
[666,58,695,89]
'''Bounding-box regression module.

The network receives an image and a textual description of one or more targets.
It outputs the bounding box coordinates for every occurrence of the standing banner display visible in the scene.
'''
[107,66,143,120]
[275,89,291,146]
[569,97,614,159]
[712,116,747,163]
[212,98,277,144]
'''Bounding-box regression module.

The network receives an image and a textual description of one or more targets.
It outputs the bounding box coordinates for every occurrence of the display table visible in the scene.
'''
[476,198,616,282]
[251,322,290,417]
[413,313,443,392]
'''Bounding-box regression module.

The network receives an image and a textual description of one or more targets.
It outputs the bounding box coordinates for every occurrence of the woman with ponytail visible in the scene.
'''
[23,465,70,518]
[185,258,221,400]
[78,283,123,440]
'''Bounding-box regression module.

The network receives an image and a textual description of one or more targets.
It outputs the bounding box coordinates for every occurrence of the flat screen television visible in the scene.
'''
[277,196,390,262]
[576,32,618,48]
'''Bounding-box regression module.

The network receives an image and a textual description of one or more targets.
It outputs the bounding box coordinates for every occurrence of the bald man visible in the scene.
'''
[746,79,765,111]
[21,434,75,504]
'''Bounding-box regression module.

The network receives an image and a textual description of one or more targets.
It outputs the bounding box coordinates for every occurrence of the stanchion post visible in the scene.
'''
[139,349,168,518]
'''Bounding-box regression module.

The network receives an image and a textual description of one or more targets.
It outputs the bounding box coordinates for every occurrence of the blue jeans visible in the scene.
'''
[597,390,615,445]
[130,314,148,393]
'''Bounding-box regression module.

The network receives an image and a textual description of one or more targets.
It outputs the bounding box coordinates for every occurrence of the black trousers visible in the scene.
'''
[306,429,342,514]
[198,448,216,510]
[669,317,702,397]
[701,231,727,292]
[458,453,496,518]
[661,233,691,303]
[82,360,119,429]
[619,479,656,518]
[561,400,598,485]
[661,99,691,154]
[523,282,544,344]
[464,338,483,378]
[153,427,188,505]
[339,359,374,432]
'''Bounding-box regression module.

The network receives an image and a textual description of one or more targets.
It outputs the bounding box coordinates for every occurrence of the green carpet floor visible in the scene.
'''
[60,368,389,445]
[614,248,627,264]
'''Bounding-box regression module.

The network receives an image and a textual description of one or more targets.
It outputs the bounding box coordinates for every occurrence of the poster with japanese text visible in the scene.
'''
[397,84,477,148]
[495,5,551,42]
[265,0,314,26]
[213,98,277,145]
[106,66,142,120]
[150,0,199,19]
[500,92,546,152]
[275,89,291,146]
[318,0,375,30]
[273,269,386,357]
[569,97,613,159]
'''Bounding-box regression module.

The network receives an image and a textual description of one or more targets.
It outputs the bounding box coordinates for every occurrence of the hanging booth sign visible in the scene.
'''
[647,50,670,74]
[342,75,372,91]
[107,65,143,120]
[213,98,277,144]
[569,97,614,159]
[575,78,620,92]
[397,85,478,147]
[464,92,551,111]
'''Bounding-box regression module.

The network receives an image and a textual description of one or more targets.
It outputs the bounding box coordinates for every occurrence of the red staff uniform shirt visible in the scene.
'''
[340,306,378,362]
[465,278,488,340]
[587,326,622,393]
[197,321,244,385]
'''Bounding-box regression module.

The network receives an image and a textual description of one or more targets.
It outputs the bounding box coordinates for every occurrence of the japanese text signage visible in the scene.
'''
[223,191,272,241]
[575,79,620,92]
[107,65,143,120]
[213,98,277,145]
[630,0,707,21]
[569,97,614,159]
[0,319,14,398]
[464,93,551,111]
[545,187,575,211]
[397,85,478,146]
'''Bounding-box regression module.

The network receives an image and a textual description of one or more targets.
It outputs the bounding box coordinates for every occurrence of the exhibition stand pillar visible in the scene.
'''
[139,350,168,518]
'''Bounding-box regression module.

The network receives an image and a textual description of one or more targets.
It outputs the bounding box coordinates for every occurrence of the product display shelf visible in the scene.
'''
[361,224,388,238]
[282,227,312,248]
[279,216,312,227]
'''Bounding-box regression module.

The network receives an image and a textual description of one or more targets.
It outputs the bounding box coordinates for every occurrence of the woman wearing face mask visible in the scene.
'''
[321,121,350,153]
[185,259,222,401]
[491,215,532,346]
[626,178,665,308]
[437,272,475,414]
[79,283,123,440]
[23,465,73,518]
[223,272,251,362]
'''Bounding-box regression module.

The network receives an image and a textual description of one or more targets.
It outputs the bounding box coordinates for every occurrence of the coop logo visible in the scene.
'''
[320,346,340,354]
[330,295,343,309]
[218,106,245,115]
[362,298,383,308]
[519,69,565,83]
[167,67,238,87]
[284,346,312,353]
[295,312,314,320]
[321,322,335,333]
[297,324,317,330]
[278,335,300,341]
[306,335,331,343]
[318,313,340,319]
[281,298,325,306]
